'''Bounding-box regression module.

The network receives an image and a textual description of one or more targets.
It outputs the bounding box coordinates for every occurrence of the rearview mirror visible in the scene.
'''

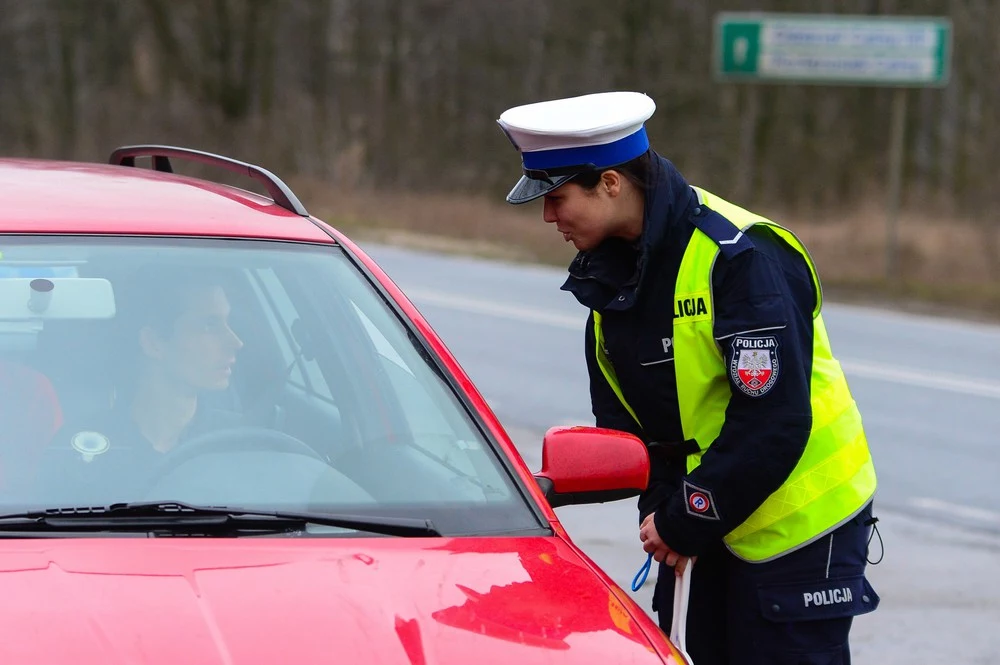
[0,277,115,320]
[533,426,649,509]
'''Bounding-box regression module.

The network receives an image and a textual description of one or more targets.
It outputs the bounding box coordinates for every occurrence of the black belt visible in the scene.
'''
[647,439,700,461]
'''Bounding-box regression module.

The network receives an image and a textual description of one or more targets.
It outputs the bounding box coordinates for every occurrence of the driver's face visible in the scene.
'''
[150,286,243,392]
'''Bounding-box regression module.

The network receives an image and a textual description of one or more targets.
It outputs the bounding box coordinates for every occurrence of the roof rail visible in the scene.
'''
[108,144,309,217]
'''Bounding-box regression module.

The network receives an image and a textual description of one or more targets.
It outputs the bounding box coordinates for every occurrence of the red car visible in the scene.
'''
[0,146,685,664]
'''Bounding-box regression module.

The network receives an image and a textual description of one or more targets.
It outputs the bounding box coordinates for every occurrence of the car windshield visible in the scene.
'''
[0,236,543,536]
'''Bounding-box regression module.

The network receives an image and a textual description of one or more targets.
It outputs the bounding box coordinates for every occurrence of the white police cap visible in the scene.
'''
[497,91,656,204]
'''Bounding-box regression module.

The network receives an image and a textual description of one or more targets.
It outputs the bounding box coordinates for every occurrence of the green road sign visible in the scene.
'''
[714,13,952,87]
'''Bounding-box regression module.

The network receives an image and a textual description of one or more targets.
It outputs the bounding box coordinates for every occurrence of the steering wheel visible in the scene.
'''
[149,426,325,483]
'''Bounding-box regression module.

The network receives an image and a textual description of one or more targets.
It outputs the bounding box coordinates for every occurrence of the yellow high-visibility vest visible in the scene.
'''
[593,186,876,562]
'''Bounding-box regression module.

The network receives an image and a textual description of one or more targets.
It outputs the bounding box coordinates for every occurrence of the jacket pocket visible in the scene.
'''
[759,574,880,622]
[753,574,880,664]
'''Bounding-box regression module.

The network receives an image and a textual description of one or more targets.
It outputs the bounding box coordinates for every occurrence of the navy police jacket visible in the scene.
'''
[561,151,815,557]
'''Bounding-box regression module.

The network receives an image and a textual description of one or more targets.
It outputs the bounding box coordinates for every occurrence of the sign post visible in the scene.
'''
[713,13,953,281]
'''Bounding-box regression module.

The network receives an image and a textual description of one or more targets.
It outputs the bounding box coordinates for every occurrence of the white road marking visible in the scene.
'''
[824,301,1000,335]
[908,497,1000,525]
[839,360,1000,401]
[406,288,584,329]
[407,288,1000,401]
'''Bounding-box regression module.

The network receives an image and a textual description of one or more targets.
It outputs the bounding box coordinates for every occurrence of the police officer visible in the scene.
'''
[497,91,881,665]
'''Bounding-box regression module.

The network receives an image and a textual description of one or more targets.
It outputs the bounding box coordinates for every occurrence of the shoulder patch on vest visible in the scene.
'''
[690,208,755,260]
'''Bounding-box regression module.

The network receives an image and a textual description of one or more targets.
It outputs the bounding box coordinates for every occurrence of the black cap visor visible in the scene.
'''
[506,173,578,205]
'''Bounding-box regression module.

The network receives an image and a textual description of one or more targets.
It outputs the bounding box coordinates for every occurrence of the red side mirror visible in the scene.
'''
[533,426,649,508]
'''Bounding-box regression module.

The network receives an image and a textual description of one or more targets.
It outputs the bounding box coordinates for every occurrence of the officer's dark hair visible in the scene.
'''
[573,151,651,194]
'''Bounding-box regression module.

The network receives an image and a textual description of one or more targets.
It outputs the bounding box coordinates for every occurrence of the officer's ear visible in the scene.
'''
[599,170,623,198]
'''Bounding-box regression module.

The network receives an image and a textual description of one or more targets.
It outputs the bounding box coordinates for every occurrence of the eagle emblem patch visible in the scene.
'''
[730,335,780,397]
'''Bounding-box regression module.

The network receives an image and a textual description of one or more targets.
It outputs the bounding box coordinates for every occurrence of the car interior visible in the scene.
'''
[0,237,541,536]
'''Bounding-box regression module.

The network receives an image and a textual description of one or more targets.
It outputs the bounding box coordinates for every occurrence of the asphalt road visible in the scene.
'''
[359,242,1000,664]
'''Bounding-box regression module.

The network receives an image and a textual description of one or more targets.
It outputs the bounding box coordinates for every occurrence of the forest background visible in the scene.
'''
[2,0,997,316]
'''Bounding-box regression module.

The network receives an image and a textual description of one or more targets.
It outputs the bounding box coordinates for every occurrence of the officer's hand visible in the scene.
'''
[639,513,696,576]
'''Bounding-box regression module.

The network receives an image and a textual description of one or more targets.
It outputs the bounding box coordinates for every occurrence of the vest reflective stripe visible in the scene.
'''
[592,186,877,562]
[593,311,641,427]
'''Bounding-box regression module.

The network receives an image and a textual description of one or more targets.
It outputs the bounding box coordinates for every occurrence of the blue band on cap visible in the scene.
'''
[521,127,649,171]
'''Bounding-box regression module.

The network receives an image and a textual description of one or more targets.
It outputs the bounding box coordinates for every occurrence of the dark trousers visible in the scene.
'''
[652,503,880,665]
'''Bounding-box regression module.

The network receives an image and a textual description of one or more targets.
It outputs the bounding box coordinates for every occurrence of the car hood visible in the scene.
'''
[0,536,674,664]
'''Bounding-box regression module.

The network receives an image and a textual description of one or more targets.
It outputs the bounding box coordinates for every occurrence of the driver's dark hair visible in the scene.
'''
[122,265,230,337]
[111,264,233,398]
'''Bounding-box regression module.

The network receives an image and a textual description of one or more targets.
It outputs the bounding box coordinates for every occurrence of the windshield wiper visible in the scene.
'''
[0,501,440,538]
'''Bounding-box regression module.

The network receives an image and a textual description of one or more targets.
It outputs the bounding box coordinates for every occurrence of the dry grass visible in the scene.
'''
[294,179,577,266]
[292,178,1000,322]
[787,203,1000,320]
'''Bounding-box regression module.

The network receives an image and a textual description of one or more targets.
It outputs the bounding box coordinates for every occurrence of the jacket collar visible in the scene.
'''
[561,151,697,311]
